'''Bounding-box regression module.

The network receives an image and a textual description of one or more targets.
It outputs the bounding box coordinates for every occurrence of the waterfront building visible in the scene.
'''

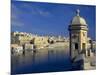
[11,44,23,54]
[24,43,34,50]
[31,36,49,49]
[11,31,34,45]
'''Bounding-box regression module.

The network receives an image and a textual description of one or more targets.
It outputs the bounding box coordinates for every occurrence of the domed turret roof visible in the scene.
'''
[71,9,87,25]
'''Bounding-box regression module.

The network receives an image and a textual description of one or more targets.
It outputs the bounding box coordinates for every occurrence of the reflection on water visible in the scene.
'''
[11,47,75,74]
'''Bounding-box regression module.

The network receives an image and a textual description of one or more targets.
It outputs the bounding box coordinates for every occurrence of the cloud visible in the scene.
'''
[21,2,52,17]
[11,4,17,20]
[36,9,52,17]
[11,2,52,28]
[11,19,24,27]
[11,3,24,27]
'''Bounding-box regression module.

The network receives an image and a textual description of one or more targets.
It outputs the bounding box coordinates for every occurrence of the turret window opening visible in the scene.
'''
[75,43,78,49]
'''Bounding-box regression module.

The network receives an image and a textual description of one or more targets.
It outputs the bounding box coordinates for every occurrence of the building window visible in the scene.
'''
[83,32,85,36]
[82,43,86,49]
[82,43,86,55]
[75,43,78,49]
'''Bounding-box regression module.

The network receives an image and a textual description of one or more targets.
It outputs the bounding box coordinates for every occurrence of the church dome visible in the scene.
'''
[71,9,87,25]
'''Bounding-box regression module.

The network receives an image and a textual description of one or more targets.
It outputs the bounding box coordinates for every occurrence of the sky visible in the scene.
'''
[11,0,96,40]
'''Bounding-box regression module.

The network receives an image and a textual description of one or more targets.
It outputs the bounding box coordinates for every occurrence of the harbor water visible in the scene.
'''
[11,46,79,74]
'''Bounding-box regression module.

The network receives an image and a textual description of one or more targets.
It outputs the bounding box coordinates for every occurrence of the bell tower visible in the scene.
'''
[68,9,88,60]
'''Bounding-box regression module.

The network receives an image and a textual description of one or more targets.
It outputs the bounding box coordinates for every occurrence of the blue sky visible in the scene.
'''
[11,1,96,40]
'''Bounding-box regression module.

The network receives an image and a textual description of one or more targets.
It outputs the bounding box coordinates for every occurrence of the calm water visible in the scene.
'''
[11,47,79,74]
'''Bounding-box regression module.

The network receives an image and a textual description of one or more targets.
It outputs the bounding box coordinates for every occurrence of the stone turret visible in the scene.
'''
[68,9,88,60]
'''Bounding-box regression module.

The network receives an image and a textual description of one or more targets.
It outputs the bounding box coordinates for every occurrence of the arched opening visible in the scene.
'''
[82,43,86,56]
[75,43,78,49]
